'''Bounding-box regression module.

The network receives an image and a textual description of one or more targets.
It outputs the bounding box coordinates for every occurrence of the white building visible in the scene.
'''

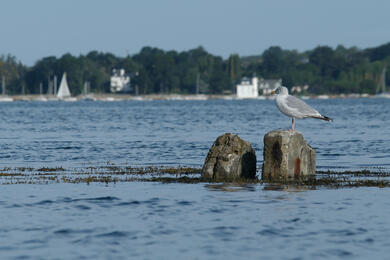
[110,69,131,93]
[236,77,259,98]
[236,76,282,98]
[291,85,309,94]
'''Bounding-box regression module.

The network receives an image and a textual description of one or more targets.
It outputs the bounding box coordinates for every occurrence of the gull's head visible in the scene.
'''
[271,86,289,95]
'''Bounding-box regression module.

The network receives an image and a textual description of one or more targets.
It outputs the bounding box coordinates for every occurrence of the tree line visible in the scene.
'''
[1,42,390,95]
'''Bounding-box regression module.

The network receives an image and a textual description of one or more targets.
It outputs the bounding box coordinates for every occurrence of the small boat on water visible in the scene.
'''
[0,76,14,102]
[80,81,97,101]
[35,96,48,102]
[317,95,329,99]
[376,67,390,98]
[57,73,77,101]
[376,93,390,98]
[34,82,48,101]
[80,94,96,101]
[0,96,13,102]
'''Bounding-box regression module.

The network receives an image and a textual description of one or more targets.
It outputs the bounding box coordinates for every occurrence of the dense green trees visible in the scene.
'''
[0,55,25,94]
[244,43,389,94]
[1,42,389,95]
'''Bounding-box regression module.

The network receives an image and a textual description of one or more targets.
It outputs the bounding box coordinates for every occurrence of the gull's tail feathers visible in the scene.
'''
[311,115,333,122]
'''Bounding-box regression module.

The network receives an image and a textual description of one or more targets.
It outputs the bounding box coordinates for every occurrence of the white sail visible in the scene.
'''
[57,72,71,98]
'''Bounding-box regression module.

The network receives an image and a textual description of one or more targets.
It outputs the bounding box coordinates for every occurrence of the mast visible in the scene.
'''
[377,67,387,94]
[1,76,5,96]
[53,75,57,95]
[83,82,88,95]
[382,67,386,93]
[196,73,200,94]
[39,82,43,95]
[135,72,139,95]
[47,76,52,95]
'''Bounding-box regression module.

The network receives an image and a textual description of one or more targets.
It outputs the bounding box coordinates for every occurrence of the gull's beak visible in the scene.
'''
[271,90,275,95]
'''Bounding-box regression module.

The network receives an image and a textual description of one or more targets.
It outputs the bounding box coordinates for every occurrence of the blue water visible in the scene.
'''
[1,183,390,259]
[0,98,390,259]
[0,98,389,170]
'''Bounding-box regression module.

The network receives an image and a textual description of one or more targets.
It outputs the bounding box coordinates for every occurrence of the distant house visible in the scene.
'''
[236,77,258,98]
[291,85,309,94]
[110,69,131,93]
[236,76,282,98]
[258,78,282,95]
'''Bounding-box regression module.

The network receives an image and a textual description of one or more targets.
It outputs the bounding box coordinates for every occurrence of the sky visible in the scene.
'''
[1,0,389,66]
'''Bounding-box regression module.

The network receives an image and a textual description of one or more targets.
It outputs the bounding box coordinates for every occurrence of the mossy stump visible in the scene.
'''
[202,133,257,181]
[262,130,316,180]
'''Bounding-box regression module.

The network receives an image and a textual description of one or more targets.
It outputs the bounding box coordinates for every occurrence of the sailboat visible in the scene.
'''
[376,67,390,98]
[0,76,14,102]
[57,72,77,101]
[80,81,96,101]
[36,82,48,101]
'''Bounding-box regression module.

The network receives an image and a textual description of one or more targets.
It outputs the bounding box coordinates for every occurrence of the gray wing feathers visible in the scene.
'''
[285,96,320,116]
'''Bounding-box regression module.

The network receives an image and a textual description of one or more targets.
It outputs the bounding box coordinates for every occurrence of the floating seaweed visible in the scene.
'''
[0,165,389,188]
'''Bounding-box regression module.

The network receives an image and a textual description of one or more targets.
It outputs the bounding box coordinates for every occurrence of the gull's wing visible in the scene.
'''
[285,95,320,117]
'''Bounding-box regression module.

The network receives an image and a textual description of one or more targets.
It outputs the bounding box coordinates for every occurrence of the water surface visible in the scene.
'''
[0,98,389,170]
[1,183,390,259]
[0,98,389,259]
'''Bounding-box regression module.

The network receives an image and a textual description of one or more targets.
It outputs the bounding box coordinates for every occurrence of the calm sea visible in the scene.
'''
[0,98,389,170]
[0,98,389,259]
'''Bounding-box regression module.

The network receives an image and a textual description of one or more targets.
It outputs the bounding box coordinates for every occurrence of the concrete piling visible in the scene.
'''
[262,130,316,180]
[202,133,257,181]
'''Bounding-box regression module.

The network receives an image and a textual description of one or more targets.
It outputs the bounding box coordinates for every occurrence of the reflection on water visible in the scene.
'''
[205,183,257,192]
[262,183,316,192]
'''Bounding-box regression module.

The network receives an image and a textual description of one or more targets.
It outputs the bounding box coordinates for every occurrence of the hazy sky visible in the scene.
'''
[1,0,389,65]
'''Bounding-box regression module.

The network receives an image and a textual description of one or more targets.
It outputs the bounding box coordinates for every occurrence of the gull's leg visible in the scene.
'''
[290,117,295,131]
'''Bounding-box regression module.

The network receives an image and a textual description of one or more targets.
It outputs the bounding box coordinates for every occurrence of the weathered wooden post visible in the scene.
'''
[262,130,316,180]
[202,133,257,181]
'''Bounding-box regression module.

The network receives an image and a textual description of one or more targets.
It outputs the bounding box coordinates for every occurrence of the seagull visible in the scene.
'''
[271,86,332,131]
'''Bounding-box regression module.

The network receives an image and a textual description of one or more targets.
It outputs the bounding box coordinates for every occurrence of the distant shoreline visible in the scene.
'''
[3,93,389,102]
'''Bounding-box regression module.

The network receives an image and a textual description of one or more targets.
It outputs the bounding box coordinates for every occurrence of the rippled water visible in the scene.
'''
[1,183,390,259]
[0,98,389,170]
[0,99,390,259]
